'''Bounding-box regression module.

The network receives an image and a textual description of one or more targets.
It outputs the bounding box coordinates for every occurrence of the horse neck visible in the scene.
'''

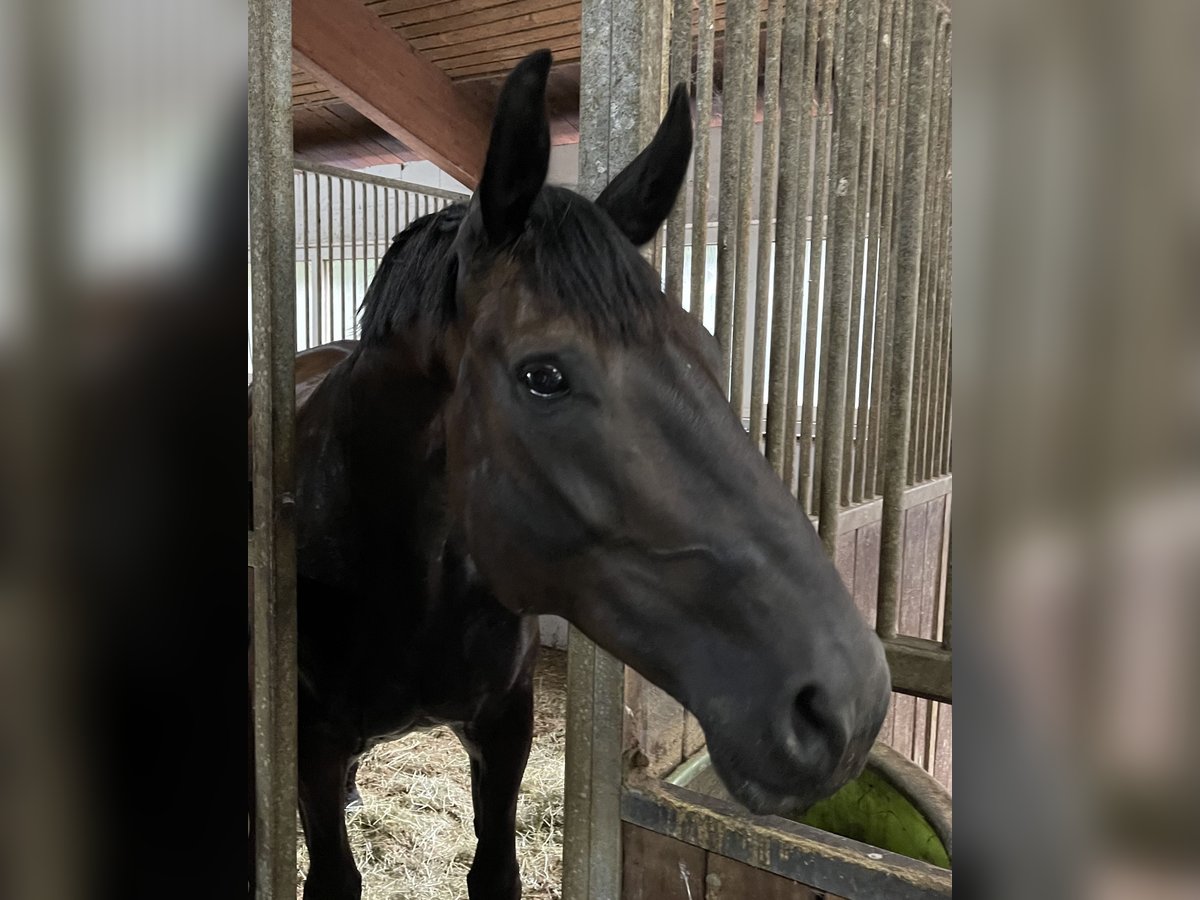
[296,341,452,593]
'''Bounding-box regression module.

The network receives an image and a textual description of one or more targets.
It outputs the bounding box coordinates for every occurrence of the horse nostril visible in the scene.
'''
[792,684,824,738]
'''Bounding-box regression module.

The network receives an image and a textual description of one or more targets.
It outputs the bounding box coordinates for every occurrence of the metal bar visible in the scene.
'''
[782,0,822,493]
[566,0,669,891]
[350,180,357,338]
[729,1,759,418]
[663,0,691,305]
[871,0,913,496]
[932,103,953,478]
[909,23,945,486]
[749,0,786,446]
[764,0,811,475]
[301,172,310,350]
[689,0,715,321]
[818,0,868,552]
[917,25,946,482]
[925,23,952,480]
[861,0,902,499]
[876,0,938,641]
[621,781,953,897]
[714,0,752,398]
[313,175,323,345]
[249,0,298,893]
[845,0,882,505]
[293,159,469,201]
[800,0,838,514]
[337,176,346,339]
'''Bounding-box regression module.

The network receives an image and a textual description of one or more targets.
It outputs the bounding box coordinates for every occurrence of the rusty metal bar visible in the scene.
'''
[764,0,811,475]
[819,0,868,552]
[843,0,881,505]
[782,0,822,494]
[800,0,838,514]
[861,0,902,500]
[749,0,786,446]
[729,2,760,418]
[713,0,753,397]
[690,0,716,321]
[249,0,298,893]
[876,0,937,640]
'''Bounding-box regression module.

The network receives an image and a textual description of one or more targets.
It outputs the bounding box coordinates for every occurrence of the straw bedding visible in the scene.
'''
[297,647,568,899]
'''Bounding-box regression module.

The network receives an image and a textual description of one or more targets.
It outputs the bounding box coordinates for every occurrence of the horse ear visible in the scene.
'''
[595,84,694,247]
[476,50,553,245]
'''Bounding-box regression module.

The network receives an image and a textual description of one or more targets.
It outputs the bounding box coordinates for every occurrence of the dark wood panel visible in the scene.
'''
[933,702,952,791]
[835,529,857,595]
[853,519,882,628]
[622,823,707,900]
[705,853,821,899]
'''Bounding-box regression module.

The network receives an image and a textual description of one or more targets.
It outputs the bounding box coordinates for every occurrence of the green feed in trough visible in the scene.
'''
[666,742,952,869]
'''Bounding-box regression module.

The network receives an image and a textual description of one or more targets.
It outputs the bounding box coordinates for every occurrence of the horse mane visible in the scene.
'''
[357,185,668,348]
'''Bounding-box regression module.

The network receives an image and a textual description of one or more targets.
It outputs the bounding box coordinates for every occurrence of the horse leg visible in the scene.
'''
[459,677,534,900]
[344,759,363,810]
[298,733,361,900]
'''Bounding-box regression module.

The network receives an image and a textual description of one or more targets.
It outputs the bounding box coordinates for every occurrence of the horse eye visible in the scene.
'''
[520,362,569,399]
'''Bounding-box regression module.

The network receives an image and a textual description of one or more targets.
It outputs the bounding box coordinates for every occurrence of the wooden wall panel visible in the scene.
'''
[622,824,707,900]
[705,854,823,899]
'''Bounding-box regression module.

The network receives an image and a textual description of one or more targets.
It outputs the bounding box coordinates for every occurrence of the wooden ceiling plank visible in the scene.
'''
[447,44,582,80]
[293,0,492,187]
[400,0,579,44]
[378,0,519,28]
[422,20,579,64]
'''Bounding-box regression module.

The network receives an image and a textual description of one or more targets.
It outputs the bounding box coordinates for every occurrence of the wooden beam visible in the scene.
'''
[292,0,492,187]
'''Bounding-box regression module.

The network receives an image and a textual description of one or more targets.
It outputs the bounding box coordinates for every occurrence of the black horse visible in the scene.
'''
[249,50,890,900]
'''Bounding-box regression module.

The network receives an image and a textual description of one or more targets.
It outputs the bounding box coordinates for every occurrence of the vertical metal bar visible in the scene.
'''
[566,1,666,893]
[749,0,786,447]
[819,0,868,551]
[860,0,901,500]
[663,0,692,304]
[730,2,760,418]
[911,21,947,486]
[844,0,881,504]
[690,0,716,321]
[925,22,952,480]
[374,184,382,263]
[799,0,837,513]
[876,0,937,640]
[931,51,952,478]
[248,0,297,894]
[764,0,811,475]
[301,172,310,351]
[348,180,356,338]
[782,0,822,493]
[313,175,323,346]
[714,0,752,398]
[871,0,914,496]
